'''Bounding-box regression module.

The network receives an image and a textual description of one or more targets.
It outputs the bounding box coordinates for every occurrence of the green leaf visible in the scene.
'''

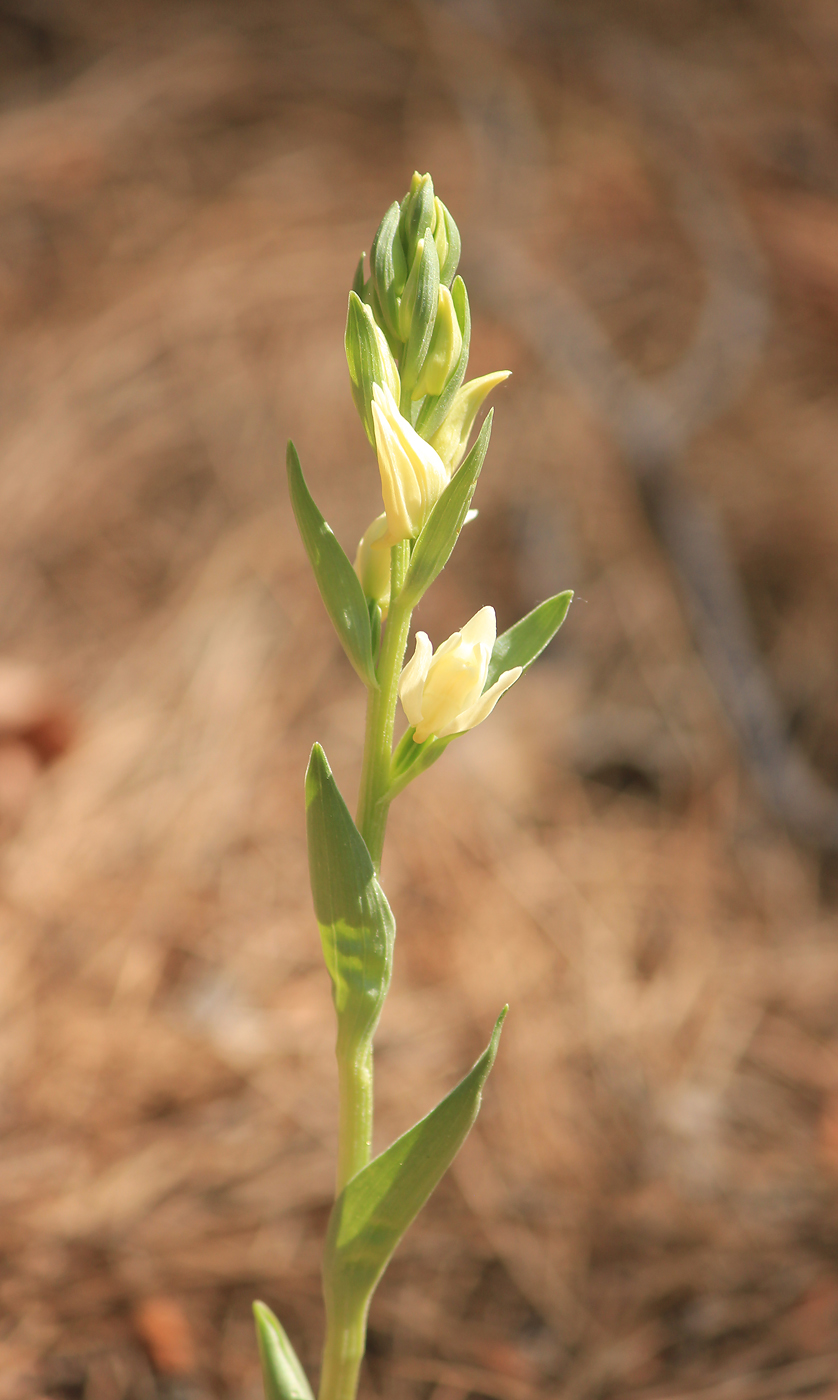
[414,277,471,441]
[287,442,378,689]
[400,411,493,610]
[253,1302,314,1400]
[352,252,366,302]
[305,744,394,1051]
[485,591,573,690]
[323,1009,506,1313]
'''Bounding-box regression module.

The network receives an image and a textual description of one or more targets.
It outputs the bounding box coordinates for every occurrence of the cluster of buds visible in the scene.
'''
[347,172,509,568]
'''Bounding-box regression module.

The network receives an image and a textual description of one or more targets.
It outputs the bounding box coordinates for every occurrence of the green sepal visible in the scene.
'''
[399,235,440,395]
[415,277,471,440]
[437,203,461,287]
[345,292,400,447]
[305,743,394,1049]
[388,727,454,800]
[371,201,407,342]
[286,443,378,689]
[399,411,493,609]
[253,1302,314,1400]
[485,591,574,690]
[323,1009,506,1315]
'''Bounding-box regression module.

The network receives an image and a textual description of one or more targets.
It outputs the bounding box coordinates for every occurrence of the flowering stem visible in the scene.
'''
[318,1297,366,1400]
[335,1040,372,1194]
[355,539,412,871]
[318,542,412,1400]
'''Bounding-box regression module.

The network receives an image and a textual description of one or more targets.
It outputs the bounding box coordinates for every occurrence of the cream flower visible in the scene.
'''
[429,371,510,474]
[371,382,448,543]
[399,606,522,744]
[353,512,391,614]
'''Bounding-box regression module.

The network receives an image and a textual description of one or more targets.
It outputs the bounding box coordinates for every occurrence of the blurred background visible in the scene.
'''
[2,1,838,1397]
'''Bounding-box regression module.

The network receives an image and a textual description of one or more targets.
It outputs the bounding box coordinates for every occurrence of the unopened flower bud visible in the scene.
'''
[400,171,436,266]
[399,606,522,743]
[371,201,408,342]
[371,382,448,543]
[410,285,462,400]
[345,292,401,446]
[429,371,510,473]
[354,512,391,614]
[398,236,441,396]
[432,197,461,287]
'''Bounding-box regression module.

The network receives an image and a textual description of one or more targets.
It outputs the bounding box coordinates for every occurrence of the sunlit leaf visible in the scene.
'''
[253,1302,314,1400]
[324,1010,505,1313]
[400,412,493,609]
[485,591,573,690]
[287,442,378,688]
[305,744,394,1051]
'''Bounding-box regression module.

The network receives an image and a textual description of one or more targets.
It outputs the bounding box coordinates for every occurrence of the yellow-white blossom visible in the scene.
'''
[371,382,448,543]
[399,606,522,744]
[354,513,391,614]
[429,371,510,474]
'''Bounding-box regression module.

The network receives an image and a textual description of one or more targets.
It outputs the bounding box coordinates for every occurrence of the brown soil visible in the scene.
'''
[1,3,838,1399]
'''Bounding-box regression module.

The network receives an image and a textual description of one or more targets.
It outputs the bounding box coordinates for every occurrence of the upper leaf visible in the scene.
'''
[485,591,573,690]
[399,412,493,610]
[305,744,395,1053]
[287,442,378,689]
[323,1009,505,1311]
[253,1302,314,1400]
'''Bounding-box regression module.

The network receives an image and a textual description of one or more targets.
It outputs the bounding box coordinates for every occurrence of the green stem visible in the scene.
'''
[319,541,414,1400]
[355,540,412,871]
[318,1299,366,1400]
[335,1042,372,1195]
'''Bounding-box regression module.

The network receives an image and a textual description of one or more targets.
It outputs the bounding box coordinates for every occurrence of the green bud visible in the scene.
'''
[371,201,408,342]
[398,235,441,397]
[415,276,471,440]
[399,171,436,266]
[411,285,463,400]
[345,291,401,447]
[433,198,461,287]
[429,370,510,473]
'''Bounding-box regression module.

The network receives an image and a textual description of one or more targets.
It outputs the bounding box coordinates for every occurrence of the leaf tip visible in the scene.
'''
[305,742,331,804]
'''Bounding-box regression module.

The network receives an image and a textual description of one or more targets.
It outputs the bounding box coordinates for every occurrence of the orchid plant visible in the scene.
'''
[253,173,572,1400]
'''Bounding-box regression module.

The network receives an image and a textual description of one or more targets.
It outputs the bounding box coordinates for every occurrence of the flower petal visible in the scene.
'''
[434,665,522,738]
[459,605,496,651]
[399,632,433,729]
[372,383,448,541]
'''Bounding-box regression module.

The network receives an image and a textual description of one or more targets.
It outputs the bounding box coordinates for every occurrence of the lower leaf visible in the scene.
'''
[323,1009,506,1315]
[253,1302,314,1400]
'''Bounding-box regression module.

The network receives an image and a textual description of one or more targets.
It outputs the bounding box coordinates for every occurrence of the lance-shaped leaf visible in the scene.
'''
[287,443,378,689]
[414,276,471,442]
[253,1303,314,1400]
[305,744,394,1051]
[323,1009,506,1313]
[485,591,573,690]
[399,412,493,610]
